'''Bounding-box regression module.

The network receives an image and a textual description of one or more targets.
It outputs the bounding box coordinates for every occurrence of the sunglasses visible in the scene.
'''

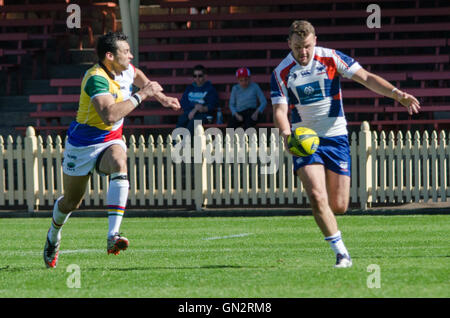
[193,74,204,78]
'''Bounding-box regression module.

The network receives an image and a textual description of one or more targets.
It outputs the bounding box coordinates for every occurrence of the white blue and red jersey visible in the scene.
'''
[270,46,362,137]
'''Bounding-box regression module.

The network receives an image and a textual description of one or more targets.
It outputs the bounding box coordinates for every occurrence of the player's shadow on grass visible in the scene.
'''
[88,264,276,271]
[0,265,259,272]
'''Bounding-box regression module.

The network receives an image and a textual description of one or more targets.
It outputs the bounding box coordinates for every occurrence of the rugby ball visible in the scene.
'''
[287,127,320,157]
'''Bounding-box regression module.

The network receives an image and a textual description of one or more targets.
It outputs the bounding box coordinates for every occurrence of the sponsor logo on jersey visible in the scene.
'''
[66,162,76,171]
[316,65,326,72]
[303,86,315,95]
[315,65,327,75]
[296,81,324,105]
[300,70,311,77]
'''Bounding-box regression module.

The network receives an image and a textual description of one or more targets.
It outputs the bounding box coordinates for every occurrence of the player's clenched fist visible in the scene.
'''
[140,81,163,99]
[161,96,181,111]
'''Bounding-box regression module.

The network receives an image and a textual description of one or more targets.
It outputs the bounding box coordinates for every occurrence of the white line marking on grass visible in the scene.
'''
[60,249,103,255]
[203,233,252,241]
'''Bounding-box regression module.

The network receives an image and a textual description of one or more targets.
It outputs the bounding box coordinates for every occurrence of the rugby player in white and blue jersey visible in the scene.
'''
[271,20,420,268]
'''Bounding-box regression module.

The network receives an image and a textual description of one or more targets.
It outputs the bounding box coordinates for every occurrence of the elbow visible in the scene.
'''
[102,113,118,126]
[103,119,115,126]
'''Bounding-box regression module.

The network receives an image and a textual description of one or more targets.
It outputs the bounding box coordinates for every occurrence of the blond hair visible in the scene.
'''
[289,20,316,40]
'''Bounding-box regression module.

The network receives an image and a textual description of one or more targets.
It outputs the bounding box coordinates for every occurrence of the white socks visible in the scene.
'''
[47,172,129,244]
[325,231,349,256]
[48,196,71,244]
[107,172,129,238]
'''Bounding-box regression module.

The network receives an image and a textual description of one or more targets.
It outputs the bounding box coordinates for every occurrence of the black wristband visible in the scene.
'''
[132,93,142,105]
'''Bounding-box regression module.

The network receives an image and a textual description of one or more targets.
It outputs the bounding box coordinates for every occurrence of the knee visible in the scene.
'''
[330,201,348,215]
[59,196,82,212]
[308,189,329,211]
[110,157,127,173]
[332,207,347,215]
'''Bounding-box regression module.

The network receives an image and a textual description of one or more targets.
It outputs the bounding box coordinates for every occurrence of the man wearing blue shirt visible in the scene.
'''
[228,67,267,129]
[176,64,219,135]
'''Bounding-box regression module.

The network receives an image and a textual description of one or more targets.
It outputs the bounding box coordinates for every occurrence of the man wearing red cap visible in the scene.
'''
[228,67,267,129]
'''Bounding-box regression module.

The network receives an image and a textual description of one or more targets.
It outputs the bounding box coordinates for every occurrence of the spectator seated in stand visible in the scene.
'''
[176,64,219,135]
[227,67,267,130]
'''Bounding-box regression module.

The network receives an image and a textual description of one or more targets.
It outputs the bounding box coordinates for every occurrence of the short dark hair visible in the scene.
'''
[193,64,206,74]
[96,31,128,61]
[289,20,316,40]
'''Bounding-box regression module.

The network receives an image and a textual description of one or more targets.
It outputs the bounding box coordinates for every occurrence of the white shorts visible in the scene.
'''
[62,139,127,176]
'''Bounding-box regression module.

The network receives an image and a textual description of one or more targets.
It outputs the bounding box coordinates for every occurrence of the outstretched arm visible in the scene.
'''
[351,68,420,115]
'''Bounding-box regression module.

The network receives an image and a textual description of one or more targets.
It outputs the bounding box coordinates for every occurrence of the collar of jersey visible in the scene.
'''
[98,61,118,80]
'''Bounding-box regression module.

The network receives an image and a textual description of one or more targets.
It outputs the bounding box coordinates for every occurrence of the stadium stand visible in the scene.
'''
[3,0,449,135]
[135,0,450,133]
[21,74,450,135]
[0,1,117,85]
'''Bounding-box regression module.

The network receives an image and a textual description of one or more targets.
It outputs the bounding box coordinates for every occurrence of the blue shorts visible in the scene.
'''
[292,135,351,176]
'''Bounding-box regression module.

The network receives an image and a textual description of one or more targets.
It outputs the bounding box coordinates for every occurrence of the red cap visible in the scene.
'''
[236,67,250,78]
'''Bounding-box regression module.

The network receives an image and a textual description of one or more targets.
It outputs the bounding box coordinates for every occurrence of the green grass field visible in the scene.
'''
[0,214,448,298]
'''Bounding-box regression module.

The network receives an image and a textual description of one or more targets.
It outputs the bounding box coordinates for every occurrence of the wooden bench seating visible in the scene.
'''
[0,3,68,14]
[368,119,450,131]
[409,71,450,81]
[50,72,407,88]
[157,0,426,8]
[343,88,450,99]
[0,3,117,32]
[139,38,448,57]
[140,7,450,24]
[408,71,450,89]
[0,2,116,50]
[0,32,30,55]
[0,32,52,90]
[0,18,54,32]
[385,105,450,113]
[29,94,79,108]
[48,74,442,112]
[0,47,21,95]
[17,118,450,135]
[47,80,446,108]
[23,84,450,134]
[139,22,450,41]
[139,54,449,74]
[140,38,447,52]
[50,74,271,94]
[48,73,406,100]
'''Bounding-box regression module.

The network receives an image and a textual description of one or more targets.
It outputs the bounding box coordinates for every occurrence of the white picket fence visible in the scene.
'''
[0,122,448,213]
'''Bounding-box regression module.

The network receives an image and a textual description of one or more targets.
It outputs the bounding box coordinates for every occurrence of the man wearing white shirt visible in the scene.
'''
[271,20,420,268]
